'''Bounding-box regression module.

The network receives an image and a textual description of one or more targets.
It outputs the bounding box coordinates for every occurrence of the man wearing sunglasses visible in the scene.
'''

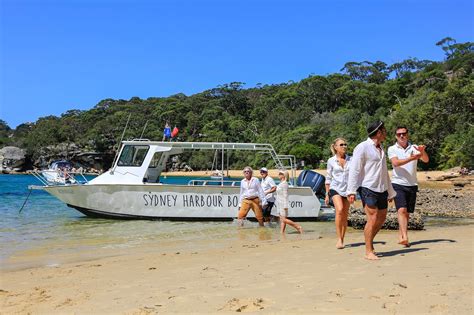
[388,127,429,247]
[237,166,267,227]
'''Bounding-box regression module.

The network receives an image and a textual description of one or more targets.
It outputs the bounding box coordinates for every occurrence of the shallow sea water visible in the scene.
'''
[0,174,335,270]
[3,174,470,271]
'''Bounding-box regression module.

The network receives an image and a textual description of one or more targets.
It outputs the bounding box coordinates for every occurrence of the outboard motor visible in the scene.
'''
[297,170,326,198]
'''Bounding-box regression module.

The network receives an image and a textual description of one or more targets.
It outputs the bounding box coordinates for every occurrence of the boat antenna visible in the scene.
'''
[140,120,149,139]
[110,113,132,174]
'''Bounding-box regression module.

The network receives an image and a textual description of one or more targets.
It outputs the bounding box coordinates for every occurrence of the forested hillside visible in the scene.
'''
[1,38,472,170]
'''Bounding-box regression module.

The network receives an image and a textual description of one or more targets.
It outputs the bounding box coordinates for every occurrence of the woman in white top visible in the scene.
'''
[277,170,303,234]
[325,138,351,249]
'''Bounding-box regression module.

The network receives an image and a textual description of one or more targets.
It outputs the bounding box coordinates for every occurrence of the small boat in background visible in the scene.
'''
[210,169,225,180]
[41,160,77,185]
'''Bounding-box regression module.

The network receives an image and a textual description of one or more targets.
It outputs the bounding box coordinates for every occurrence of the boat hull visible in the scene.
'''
[43,184,322,220]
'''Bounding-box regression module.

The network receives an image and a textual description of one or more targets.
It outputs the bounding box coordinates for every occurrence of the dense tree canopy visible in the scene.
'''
[2,39,473,170]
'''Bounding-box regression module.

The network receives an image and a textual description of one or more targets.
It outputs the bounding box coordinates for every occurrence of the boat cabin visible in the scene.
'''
[89,141,297,186]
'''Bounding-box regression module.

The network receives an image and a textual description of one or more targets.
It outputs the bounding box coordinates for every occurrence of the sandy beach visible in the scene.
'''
[1,170,473,314]
[1,223,473,314]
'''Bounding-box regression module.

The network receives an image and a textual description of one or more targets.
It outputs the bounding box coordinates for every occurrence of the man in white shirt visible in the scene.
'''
[259,167,277,225]
[388,126,429,247]
[347,121,396,260]
[237,166,266,227]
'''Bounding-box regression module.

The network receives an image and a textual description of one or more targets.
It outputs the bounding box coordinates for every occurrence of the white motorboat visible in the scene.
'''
[31,141,326,220]
[40,160,77,185]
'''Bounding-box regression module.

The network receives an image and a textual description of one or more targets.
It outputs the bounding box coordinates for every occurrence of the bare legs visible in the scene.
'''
[333,195,350,249]
[280,216,303,234]
[364,206,387,260]
[397,207,409,246]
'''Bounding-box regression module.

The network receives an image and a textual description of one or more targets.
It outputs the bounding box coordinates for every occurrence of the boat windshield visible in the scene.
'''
[118,145,150,167]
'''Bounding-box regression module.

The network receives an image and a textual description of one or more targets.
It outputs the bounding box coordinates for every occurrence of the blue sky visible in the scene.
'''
[1,0,473,128]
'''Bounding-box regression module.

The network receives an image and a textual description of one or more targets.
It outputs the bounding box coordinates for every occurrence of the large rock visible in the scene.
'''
[35,143,113,172]
[348,207,424,230]
[0,146,27,172]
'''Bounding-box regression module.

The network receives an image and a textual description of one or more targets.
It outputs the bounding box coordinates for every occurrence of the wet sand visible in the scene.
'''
[1,224,472,314]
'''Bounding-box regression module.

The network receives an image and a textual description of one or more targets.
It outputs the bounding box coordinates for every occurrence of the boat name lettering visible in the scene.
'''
[182,194,224,208]
[142,193,238,208]
[143,193,178,207]
[290,201,303,208]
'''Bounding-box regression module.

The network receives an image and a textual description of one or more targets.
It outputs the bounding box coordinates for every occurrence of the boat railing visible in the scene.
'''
[187,179,241,186]
[31,170,90,186]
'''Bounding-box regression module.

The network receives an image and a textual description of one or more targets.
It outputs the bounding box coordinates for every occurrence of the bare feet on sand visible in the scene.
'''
[365,252,380,260]
[398,239,411,247]
[297,226,303,234]
[336,239,344,249]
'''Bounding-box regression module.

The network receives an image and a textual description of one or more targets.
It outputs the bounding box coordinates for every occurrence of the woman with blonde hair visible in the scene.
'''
[325,138,352,248]
[277,170,303,234]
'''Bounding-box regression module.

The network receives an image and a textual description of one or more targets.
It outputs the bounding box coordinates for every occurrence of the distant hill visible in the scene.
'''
[1,38,473,171]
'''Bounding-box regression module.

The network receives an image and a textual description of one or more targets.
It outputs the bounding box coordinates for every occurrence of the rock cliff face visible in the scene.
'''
[0,146,27,173]
[34,143,113,171]
[0,143,114,173]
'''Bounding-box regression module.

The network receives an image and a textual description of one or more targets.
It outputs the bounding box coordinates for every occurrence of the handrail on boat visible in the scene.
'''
[187,179,240,186]
[31,170,90,187]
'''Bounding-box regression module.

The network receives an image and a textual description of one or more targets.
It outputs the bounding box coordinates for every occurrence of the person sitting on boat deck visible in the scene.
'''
[237,166,267,227]
[259,167,276,226]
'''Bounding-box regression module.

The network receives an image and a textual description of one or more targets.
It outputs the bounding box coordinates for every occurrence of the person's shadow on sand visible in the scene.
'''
[377,247,428,257]
[408,239,456,246]
[374,239,456,257]
[345,241,386,248]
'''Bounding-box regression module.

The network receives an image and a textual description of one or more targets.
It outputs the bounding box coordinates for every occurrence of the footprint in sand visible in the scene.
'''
[55,298,74,309]
[219,297,267,312]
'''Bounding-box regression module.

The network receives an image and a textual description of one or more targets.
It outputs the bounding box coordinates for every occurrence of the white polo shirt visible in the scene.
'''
[347,138,396,199]
[261,176,276,202]
[325,155,352,197]
[388,142,420,186]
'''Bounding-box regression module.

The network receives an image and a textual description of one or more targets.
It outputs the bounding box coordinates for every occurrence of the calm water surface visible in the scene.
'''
[0,174,335,270]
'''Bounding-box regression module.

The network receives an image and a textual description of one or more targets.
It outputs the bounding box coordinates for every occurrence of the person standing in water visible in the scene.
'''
[237,166,266,227]
[277,170,303,234]
[259,167,277,226]
[388,126,429,247]
[325,138,352,249]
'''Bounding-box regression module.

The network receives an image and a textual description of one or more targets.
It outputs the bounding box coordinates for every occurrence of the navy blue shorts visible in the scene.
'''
[329,189,347,207]
[358,187,388,210]
[393,184,418,213]
[262,201,275,217]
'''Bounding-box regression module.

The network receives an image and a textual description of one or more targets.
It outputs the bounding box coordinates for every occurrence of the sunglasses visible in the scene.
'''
[244,170,251,173]
[339,143,348,147]
[396,132,408,137]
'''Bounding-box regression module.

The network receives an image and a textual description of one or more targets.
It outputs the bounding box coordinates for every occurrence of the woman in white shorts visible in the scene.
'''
[277,170,303,234]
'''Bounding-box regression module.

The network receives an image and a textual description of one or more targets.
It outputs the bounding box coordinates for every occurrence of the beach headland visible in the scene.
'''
[1,224,472,314]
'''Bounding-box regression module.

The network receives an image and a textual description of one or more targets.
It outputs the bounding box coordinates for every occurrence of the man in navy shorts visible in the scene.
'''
[388,126,429,247]
[347,121,396,260]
